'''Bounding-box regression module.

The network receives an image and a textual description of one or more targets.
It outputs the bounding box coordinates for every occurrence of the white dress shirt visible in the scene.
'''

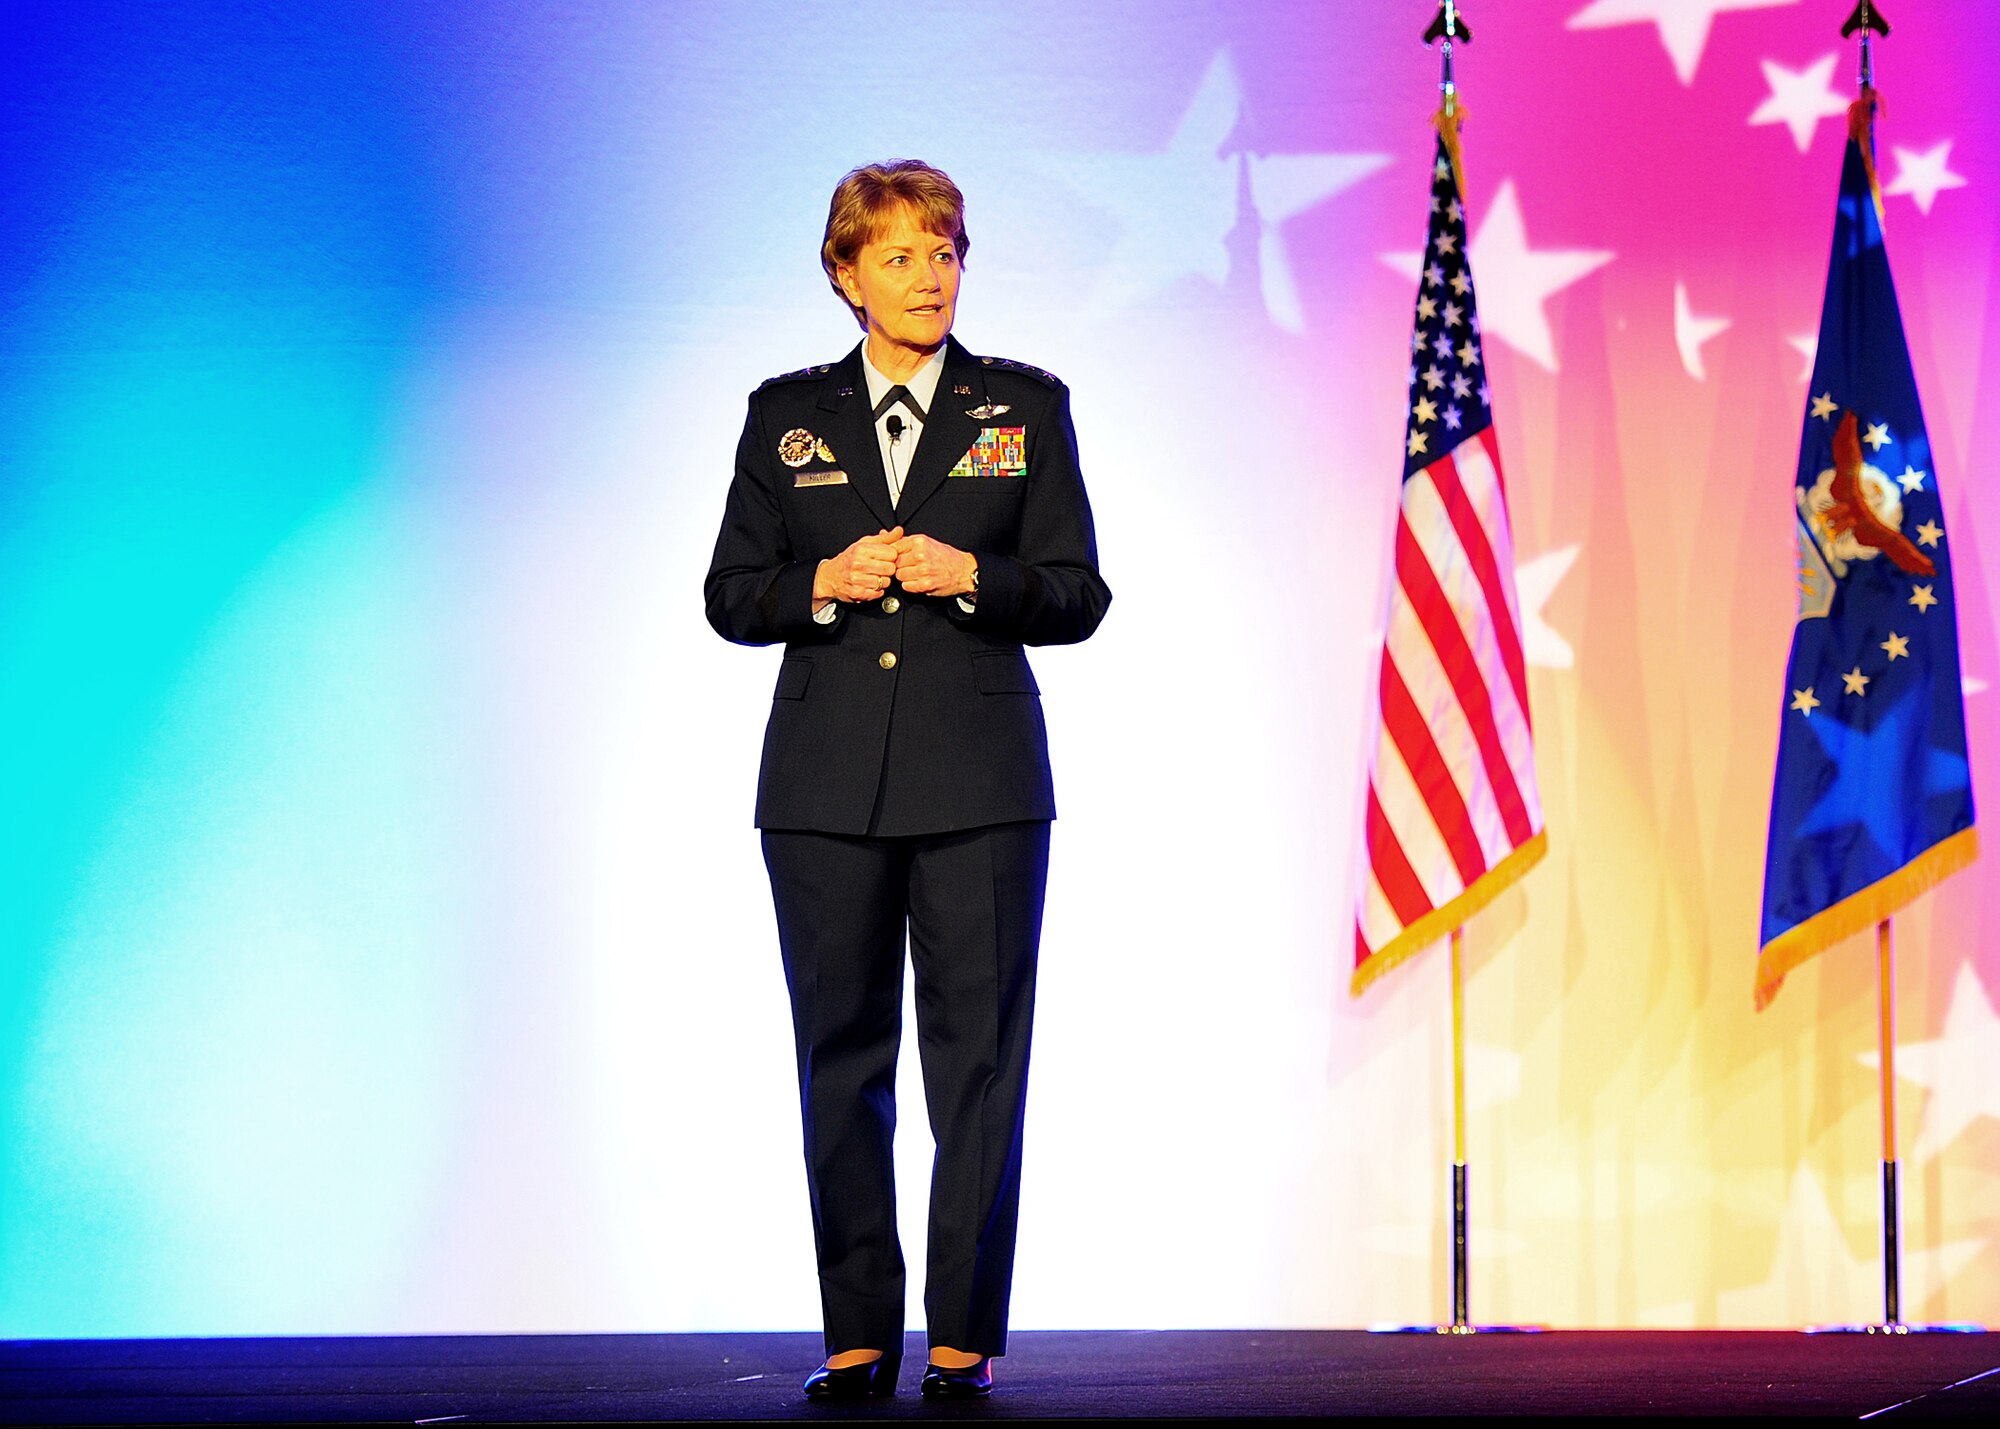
[860,342,947,508]
[815,343,967,623]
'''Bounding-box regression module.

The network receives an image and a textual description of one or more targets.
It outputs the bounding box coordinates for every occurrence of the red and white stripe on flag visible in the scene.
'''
[1353,425,1547,994]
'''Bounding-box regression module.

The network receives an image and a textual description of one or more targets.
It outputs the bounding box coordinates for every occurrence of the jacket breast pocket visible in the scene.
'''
[971,650,1039,695]
[774,656,813,700]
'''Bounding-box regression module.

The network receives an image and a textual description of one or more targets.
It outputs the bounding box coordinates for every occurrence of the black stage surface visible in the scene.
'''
[6,1330,2000,1423]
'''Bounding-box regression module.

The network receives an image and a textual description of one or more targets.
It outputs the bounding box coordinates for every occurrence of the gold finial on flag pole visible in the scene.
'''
[1842,2,1890,93]
[1424,4,1471,199]
[1841,3,1890,212]
[1423,2,1471,118]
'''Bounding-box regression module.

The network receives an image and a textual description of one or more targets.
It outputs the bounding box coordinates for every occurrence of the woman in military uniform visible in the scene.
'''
[704,159,1110,1400]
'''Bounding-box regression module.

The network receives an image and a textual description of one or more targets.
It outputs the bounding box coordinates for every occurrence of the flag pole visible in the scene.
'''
[1853,4,1897,1330]
[1362,6,1542,1337]
[1877,918,1901,1326]
[1433,4,1472,1334]
[1795,4,1980,1336]
[1450,926,1470,1329]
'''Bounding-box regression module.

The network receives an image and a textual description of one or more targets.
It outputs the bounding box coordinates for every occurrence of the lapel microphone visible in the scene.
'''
[886,415,906,444]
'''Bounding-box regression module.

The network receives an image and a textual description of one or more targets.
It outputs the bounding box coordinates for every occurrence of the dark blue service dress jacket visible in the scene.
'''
[705,336,1111,837]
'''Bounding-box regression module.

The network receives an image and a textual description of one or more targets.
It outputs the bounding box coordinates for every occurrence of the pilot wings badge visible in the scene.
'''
[964,400,1011,420]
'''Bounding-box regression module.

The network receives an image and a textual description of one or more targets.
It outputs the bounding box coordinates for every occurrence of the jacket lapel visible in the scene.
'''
[894,337,986,523]
[815,347,895,529]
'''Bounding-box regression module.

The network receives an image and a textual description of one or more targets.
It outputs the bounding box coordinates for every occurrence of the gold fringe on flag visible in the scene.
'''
[1351,829,1547,997]
[1847,87,1887,219]
[1754,825,1978,1010]
[1435,103,1470,204]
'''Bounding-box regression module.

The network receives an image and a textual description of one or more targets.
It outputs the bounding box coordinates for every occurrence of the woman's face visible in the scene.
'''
[837,205,960,354]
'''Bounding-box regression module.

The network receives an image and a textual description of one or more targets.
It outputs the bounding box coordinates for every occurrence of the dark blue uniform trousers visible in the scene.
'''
[761,820,1050,1357]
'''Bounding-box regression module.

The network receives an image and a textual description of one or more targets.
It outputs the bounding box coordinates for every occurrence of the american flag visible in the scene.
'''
[1352,127,1547,995]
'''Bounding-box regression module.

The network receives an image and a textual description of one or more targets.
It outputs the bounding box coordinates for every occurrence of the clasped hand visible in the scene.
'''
[814,527,976,605]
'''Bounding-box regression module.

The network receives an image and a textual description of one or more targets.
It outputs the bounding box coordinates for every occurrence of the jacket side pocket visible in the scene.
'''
[971,650,1039,695]
[774,656,813,700]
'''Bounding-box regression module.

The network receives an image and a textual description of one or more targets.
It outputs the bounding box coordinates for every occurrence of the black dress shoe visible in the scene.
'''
[919,1357,993,1398]
[803,1352,900,1400]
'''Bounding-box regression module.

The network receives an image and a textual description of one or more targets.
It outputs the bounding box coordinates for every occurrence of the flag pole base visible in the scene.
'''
[1802,1322,1986,1334]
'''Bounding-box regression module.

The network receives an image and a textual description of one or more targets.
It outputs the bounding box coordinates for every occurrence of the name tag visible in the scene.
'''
[794,469,848,488]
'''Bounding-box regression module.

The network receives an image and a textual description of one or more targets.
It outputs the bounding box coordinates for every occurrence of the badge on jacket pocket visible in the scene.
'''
[794,469,848,488]
[779,429,837,468]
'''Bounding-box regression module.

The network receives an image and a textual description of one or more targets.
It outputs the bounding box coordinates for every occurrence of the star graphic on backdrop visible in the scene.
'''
[1841,667,1870,696]
[1383,183,1613,372]
[1516,546,1581,669]
[1568,0,1799,86]
[1788,333,1818,381]
[1881,632,1909,660]
[1248,146,1392,331]
[1716,1167,1983,1324]
[1915,520,1943,548]
[1795,693,1970,843]
[1058,52,1237,311]
[1674,280,1731,381]
[1062,50,1386,328]
[1408,430,1429,457]
[1791,687,1821,716]
[1858,963,2000,1163]
[1750,54,1849,153]
[1897,466,1927,493]
[1885,141,1968,215]
[1413,396,1438,425]
[1910,584,1937,613]
[1863,421,1891,450]
[1810,391,1838,419]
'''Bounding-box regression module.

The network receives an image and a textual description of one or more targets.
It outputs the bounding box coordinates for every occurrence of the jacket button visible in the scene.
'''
[882,596,901,614]
[879,652,898,670]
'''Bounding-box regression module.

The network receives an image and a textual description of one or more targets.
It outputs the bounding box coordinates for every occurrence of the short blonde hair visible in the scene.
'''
[821,160,970,326]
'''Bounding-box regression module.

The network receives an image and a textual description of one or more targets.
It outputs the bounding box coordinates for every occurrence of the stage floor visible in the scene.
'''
[5,1329,1999,1422]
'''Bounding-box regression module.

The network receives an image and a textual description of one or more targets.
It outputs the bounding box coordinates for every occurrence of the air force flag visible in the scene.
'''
[1757,99,1978,1010]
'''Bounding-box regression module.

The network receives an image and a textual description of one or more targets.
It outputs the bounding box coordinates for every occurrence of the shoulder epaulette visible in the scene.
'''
[976,355,1062,388]
[757,362,836,391]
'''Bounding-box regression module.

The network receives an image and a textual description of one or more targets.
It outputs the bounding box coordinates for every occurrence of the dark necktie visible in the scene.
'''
[872,385,927,422]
